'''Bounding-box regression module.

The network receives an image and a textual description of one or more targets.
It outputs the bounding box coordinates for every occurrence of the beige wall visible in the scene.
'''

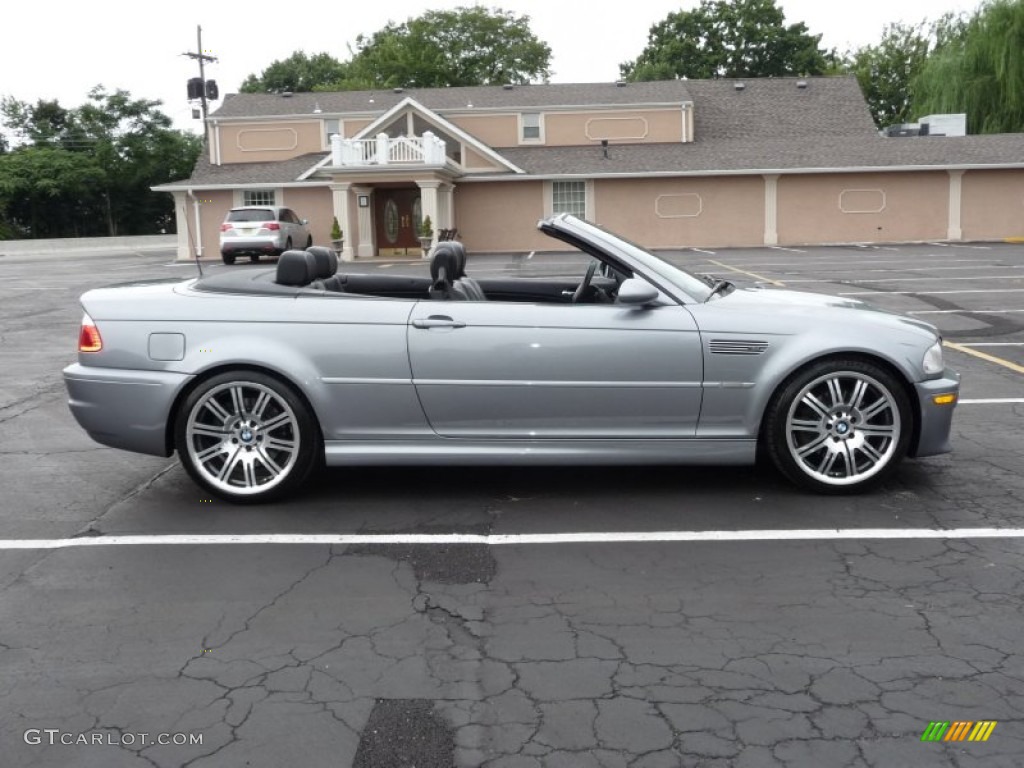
[546,109,683,146]
[778,172,948,245]
[343,119,374,137]
[596,176,764,248]
[455,182,557,252]
[446,113,519,148]
[962,169,1024,241]
[281,187,335,247]
[218,120,322,164]
[461,146,504,172]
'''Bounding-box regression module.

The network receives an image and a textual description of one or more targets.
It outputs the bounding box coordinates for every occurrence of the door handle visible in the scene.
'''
[412,316,466,329]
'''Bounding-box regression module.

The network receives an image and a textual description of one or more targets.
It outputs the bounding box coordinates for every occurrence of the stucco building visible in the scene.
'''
[156,76,1024,260]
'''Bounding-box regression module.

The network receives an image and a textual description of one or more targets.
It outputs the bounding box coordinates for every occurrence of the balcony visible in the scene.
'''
[330,131,448,168]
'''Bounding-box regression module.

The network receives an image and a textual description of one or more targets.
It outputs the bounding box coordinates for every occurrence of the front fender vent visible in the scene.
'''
[709,339,769,355]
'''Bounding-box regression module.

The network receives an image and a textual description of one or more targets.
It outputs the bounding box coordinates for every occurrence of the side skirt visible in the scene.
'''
[323,438,757,466]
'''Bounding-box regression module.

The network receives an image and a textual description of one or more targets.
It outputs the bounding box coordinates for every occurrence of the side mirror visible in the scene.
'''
[617,278,659,306]
[301,219,309,225]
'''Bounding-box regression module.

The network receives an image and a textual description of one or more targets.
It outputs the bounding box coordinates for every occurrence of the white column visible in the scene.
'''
[352,185,375,259]
[763,174,779,246]
[172,191,192,261]
[438,182,455,230]
[329,183,354,261]
[375,133,389,165]
[948,170,964,241]
[416,180,441,249]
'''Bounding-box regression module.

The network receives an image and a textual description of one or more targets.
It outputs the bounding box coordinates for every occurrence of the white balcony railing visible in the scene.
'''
[330,131,447,167]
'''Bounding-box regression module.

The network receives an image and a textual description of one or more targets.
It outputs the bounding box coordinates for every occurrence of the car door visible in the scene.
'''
[407,297,703,438]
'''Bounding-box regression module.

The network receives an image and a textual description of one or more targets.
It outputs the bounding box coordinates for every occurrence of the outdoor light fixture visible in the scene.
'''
[358,195,370,208]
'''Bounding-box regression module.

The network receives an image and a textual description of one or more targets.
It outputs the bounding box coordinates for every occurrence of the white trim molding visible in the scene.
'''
[763,174,779,245]
[839,189,886,214]
[585,116,649,142]
[236,127,299,153]
[655,193,702,218]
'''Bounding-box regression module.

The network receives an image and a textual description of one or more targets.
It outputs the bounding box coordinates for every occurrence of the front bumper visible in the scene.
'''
[64,364,193,457]
[910,369,961,458]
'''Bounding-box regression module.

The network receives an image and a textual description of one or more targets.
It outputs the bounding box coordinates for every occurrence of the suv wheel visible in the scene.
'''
[221,252,236,265]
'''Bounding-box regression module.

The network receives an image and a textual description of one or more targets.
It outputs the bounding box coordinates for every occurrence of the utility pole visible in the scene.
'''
[182,25,218,120]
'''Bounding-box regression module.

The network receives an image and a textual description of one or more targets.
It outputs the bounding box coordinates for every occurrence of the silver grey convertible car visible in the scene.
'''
[64,214,960,503]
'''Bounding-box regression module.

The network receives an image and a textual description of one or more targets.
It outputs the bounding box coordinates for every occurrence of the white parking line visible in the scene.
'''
[840,289,1024,296]
[785,275,1024,283]
[3,529,1024,550]
[909,309,1024,314]
[769,246,807,253]
[689,248,717,255]
[959,398,1024,404]
[960,343,1024,347]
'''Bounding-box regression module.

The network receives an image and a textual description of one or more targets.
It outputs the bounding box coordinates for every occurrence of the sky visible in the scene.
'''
[1,0,984,137]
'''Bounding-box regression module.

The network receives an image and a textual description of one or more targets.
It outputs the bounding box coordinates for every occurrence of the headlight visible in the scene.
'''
[922,340,944,375]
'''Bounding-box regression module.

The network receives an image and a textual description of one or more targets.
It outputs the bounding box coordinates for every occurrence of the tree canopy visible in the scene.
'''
[621,0,829,81]
[240,52,351,94]
[238,6,551,93]
[0,87,201,239]
[844,23,933,129]
[912,0,1024,133]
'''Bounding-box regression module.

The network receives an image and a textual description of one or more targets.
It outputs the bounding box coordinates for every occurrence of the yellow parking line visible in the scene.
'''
[707,259,785,287]
[943,341,1024,375]
[1004,237,1024,244]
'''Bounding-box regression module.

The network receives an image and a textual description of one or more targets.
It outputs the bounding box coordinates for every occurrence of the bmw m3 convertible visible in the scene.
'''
[64,214,959,503]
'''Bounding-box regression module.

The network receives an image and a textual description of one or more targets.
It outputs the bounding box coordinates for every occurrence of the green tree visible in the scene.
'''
[845,23,932,129]
[912,0,1024,133]
[240,51,351,93]
[344,5,552,88]
[622,0,828,81]
[0,87,202,238]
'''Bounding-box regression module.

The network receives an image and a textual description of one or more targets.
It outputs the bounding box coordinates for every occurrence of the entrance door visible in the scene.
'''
[374,188,422,256]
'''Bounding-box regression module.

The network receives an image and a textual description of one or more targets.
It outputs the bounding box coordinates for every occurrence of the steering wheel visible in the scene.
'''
[571,261,599,304]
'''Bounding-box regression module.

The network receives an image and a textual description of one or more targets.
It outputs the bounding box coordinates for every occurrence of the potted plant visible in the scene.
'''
[418,215,433,256]
[330,216,344,253]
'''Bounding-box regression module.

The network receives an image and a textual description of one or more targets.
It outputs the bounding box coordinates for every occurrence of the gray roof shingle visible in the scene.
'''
[212,81,694,118]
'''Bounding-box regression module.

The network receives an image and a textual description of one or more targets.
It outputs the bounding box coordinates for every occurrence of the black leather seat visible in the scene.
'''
[429,243,465,300]
[431,241,486,301]
[276,250,318,286]
[306,246,338,279]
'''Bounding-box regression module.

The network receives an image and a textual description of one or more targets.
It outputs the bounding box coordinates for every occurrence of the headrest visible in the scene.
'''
[430,242,465,284]
[306,246,338,278]
[276,250,317,286]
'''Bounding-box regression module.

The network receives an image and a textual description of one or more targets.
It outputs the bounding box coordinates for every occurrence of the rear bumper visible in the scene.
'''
[910,369,961,458]
[220,237,283,255]
[63,364,193,457]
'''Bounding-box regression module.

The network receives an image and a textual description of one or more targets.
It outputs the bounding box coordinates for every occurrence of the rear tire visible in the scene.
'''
[251,254,260,263]
[221,252,236,265]
[763,358,912,494]
[174,371,321,504]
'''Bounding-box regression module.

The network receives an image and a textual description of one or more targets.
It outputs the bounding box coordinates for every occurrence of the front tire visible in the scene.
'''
[174,371,320,503]
[221,252,236,265]
[763,359,912,494]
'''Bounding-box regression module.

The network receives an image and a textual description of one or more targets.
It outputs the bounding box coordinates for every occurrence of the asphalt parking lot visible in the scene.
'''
[1,240,1022,767]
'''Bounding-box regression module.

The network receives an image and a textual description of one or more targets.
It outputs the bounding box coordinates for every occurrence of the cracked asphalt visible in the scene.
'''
[0,243,1022,767]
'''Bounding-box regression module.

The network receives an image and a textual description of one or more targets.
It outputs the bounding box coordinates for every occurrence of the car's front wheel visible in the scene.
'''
[221,252,235,265]
[174,371,320,503]
[763,359,912,494]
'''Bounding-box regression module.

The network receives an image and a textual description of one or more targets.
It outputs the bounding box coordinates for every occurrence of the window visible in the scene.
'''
[552,181,587,217]
[521,112,542,142]
[243,190,275,206]
[324,119,340,147]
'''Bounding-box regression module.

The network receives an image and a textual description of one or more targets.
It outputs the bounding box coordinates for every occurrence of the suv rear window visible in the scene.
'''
[227,209,275,222]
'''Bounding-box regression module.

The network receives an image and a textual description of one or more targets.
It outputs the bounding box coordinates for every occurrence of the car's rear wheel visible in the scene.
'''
[250,254,260,263]
[221,252,235,265]
[763,359,912,494]
[174,371,320,503]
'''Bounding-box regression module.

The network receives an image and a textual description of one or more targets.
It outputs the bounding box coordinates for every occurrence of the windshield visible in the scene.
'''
[553,216,714,302]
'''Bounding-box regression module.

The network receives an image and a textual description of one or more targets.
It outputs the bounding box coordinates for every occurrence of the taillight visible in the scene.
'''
[79,312,102,353]
[220,223,232,231]
[263,222,281,231]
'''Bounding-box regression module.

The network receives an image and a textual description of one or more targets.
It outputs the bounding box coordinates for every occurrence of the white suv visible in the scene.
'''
[219,206,312,264]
